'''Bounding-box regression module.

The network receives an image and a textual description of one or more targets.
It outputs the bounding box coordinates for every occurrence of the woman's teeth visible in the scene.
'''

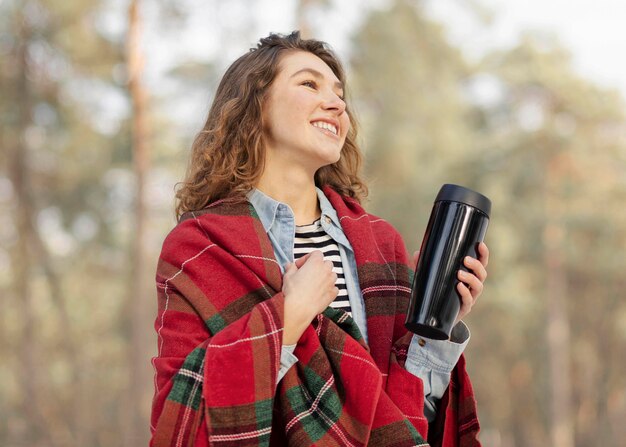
[312,121,338,135]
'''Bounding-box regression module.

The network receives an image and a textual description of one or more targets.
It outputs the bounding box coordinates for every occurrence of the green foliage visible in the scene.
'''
[351,0,476,250]
[2,0,626,445]
[0,0,141,444]
[352,4,626,443]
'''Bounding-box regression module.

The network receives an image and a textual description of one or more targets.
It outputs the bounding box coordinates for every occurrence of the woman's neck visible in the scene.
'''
[255,167,321,226]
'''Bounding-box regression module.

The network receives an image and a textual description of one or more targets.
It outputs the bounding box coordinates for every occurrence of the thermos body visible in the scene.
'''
[405,185,491,340]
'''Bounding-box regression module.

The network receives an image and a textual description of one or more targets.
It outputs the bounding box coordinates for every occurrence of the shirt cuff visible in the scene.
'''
[404,321,471,422]
[277,343,298,384]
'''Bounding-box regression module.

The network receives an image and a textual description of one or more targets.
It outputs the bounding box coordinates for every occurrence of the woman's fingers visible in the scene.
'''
[412,250,420,270]
[463,255,487,283]
[286,250,338,309]
[284,262,296,274]
[457,269,484,297]
[454,243,489,322]
[456,282,474,321]
[294,251,315,268]
[478,242,489,267]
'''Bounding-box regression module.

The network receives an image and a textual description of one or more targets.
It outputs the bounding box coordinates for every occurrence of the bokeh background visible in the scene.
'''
[2,0,626,445]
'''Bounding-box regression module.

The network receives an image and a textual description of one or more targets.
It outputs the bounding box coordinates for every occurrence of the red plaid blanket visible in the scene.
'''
[150,186,481,446]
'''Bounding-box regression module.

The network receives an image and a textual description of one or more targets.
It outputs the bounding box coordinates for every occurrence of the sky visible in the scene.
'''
[427,0,626,95]
[138,0,626,133]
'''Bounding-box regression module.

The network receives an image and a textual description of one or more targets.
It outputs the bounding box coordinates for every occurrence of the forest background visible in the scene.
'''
[2,0,626,446]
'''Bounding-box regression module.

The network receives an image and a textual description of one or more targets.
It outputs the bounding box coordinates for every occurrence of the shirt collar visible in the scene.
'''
[246,188,281,232]
[246,186,342,232]
[315,187,342,228]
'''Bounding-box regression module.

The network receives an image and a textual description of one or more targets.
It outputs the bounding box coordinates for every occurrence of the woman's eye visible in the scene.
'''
[301,80,344,100]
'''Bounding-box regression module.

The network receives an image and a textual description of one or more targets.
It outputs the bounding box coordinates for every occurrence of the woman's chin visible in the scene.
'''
[306,148,342,172]
[316,157,341,171]
[322,149,342,165]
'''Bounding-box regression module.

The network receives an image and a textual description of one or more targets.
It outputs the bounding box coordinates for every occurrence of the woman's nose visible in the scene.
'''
[322,93,346,114]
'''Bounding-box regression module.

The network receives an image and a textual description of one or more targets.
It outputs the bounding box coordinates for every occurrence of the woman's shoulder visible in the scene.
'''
[161,199,254,257]
[367,213,404,252]
[177,197,251,224]
[323,185,404,241]
[364,211,399,233]
[159,212,213,267]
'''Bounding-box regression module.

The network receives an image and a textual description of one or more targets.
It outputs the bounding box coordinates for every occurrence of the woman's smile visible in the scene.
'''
[311,119,339,135]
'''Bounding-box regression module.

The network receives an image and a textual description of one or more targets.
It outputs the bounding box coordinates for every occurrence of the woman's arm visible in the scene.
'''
[151,221,344,445]
[150,220,288,446]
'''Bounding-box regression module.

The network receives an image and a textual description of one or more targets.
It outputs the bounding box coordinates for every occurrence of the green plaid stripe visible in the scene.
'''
[322,307,364,342]
[254,398,273,430]
[283,367,342,443]
[167,345,206,411]
[205,313,226,335]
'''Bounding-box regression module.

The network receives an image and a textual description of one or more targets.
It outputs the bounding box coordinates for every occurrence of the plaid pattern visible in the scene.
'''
[150,186,480,446]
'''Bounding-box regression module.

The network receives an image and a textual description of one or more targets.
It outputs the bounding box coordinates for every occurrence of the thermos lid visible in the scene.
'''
[435,184,491,217]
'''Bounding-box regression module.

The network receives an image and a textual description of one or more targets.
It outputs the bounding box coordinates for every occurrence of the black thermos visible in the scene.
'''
[405,184,491,340]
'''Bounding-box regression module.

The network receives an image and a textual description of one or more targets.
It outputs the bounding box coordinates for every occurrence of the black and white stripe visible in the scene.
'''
[294,218,351,315]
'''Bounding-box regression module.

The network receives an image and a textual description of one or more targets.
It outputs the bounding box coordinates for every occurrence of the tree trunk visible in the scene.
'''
[8,9,44,445]
[124,0,152,445]
[296,0,316,38]
[544,155,574,447]
[6,3,88,445]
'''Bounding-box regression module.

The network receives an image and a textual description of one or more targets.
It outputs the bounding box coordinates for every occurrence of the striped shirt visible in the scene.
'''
[294,218,351,315]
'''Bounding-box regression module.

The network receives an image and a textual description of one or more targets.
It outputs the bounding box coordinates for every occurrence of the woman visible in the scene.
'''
[150,31,489,446]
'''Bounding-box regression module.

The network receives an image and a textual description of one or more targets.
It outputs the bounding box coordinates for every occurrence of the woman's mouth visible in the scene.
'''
[311,120,338,136]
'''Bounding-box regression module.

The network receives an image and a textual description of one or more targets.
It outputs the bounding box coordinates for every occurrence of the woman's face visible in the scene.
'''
[262,50,350,175]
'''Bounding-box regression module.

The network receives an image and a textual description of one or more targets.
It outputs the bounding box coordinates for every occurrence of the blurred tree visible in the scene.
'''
[350,0,476,252]
[124,0,152,445]
[0,0,127,444]
[468,34,626,446]
[2,6,47,442]
[3,0,626,445]
[350,2,626,446]
[296,0,331,39]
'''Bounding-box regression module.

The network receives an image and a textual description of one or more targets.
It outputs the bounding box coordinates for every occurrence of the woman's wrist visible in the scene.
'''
[283,317,310,344]
[283,294,313,344]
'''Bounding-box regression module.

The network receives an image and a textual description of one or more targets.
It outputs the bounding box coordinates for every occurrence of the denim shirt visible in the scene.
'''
[246,187,470,422]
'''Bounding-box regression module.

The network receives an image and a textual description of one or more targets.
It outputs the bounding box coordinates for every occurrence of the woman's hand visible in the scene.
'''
[455,242,489,323]
[282,250,338,344]
[411,242,490,325]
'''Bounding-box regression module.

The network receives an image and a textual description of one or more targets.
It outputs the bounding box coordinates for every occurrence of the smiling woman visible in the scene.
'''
[173,32,366,218]
[258,50,351,214]
[150,31,488,447]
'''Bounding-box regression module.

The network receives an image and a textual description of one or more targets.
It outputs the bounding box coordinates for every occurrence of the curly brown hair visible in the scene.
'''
[175,31,368,219]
